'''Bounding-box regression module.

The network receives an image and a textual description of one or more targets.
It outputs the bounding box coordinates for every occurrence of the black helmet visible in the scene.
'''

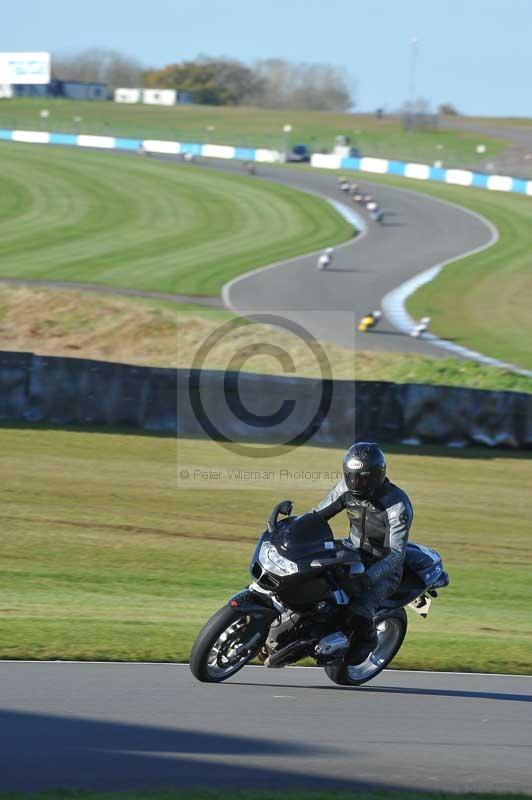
[343,442,386,498]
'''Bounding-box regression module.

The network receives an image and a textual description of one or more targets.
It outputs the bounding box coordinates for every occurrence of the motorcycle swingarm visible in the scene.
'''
[228,590,280,622]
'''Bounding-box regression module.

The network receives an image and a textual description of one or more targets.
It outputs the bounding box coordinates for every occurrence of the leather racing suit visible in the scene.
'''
[314,477,414,620]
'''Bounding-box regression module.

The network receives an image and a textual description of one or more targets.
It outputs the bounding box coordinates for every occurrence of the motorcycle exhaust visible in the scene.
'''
[264,639,316,669]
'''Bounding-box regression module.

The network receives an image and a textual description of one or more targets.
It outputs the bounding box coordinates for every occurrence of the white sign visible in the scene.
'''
[114,88,141,104]
[0,52,51,84]
[142,89,176,106]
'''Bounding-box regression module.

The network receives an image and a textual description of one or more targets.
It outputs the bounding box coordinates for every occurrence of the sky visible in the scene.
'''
[3,0,532,117]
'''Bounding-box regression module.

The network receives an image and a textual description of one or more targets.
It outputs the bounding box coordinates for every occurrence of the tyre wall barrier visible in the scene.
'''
[2,128,532,194]
[1,351,530,448]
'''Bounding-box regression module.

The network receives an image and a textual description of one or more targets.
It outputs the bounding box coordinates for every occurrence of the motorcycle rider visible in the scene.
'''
[317,247,334,270]
[314,442,413,665]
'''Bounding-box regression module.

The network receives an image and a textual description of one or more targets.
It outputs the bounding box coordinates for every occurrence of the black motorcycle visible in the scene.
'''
[190,500,449,686]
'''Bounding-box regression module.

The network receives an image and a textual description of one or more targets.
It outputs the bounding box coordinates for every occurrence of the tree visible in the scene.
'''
[143,56,354,110]
[251,59,353,112]
[438,102,460,116]
[143,57,262,105]
[199,57,265,105]
[53,48,143,90]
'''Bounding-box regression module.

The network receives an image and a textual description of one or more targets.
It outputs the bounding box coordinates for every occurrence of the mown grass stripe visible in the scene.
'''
[0,143,352,295]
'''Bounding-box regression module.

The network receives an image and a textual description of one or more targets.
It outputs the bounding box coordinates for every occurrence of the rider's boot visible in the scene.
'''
[346,613,378,665]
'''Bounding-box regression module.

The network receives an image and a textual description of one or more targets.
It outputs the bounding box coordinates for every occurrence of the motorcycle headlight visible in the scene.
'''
[259,542,298,577]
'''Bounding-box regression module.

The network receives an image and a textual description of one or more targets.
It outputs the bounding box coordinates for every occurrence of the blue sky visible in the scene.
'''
[3,0,531,116]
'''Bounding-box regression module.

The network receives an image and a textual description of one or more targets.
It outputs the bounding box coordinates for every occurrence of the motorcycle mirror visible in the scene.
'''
[278,500,293,516]
[267,499,293,533]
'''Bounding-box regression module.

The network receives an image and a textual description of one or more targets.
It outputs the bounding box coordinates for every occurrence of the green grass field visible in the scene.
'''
[0,141,352,295]
[0,98,508,167]
[1,428,531,673]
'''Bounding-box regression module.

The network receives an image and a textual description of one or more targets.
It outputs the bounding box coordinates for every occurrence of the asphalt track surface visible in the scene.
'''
[173,156,495,357]
[1,662,530,793]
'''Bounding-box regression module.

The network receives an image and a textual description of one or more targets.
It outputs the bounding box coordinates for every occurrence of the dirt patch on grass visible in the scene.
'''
[0,287,178,367]
[1,286,530,392]
[0,286,356,378]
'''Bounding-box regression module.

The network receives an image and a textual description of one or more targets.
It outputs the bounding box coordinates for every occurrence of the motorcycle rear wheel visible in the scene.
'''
[189,606,266,683]
[325,608,407,687]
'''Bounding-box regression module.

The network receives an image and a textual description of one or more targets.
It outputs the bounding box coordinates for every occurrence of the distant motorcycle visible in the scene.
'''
[366,201,383,223]
[190,501,449,686]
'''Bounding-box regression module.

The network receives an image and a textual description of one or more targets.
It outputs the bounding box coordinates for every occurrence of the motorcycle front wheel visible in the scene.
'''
[189,606,267,683]
[325,608,407,687]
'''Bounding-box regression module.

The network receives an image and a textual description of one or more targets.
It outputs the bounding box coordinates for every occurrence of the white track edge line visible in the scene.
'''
[1,660,530,678]
[349,177,532,377]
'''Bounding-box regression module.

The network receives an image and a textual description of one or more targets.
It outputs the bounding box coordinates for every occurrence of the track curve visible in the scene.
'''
[1,662,530,793]
[180,157,495,357]
[3,145,497,359]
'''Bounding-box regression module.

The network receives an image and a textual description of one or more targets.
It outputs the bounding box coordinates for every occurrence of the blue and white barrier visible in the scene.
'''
[0,129,283,164]
[311,152,532,196]
[2,128,532,195]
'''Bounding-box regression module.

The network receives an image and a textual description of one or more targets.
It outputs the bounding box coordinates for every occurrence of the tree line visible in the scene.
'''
[53,49,354,112]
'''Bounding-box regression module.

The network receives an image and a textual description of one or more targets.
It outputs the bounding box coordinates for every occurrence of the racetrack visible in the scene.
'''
[162,156,496,358]
[1,662,530,793]
[0,141,498,360]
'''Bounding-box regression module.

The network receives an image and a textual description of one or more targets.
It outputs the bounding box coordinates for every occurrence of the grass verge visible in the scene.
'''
[0,98,508,166]
[1,429,531,673]
[0,142,352,296]
[1,290,531,393]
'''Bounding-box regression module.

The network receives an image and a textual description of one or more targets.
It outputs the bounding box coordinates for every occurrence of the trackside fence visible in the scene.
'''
[1,352,530,448]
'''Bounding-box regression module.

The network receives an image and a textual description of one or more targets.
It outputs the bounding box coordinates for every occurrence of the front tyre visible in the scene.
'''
[189,606,267,683]
[325,608,407,687]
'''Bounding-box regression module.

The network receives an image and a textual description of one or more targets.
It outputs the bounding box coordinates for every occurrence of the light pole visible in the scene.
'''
[408,35,419,112]
[283,124,292,160]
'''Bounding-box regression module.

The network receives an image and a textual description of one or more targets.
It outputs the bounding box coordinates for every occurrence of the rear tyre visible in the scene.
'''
[325,608,407,687]
[189,606,268,683]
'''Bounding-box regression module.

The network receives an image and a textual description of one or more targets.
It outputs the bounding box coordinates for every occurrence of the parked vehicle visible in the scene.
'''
[286,144,311,163]
[190,500,449,686]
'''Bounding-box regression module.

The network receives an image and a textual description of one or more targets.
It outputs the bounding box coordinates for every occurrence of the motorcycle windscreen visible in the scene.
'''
[272,512,335,560]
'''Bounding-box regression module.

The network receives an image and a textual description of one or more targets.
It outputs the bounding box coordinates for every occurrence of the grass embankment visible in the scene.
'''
[0,142,352,296]
[0,98,508,167]
[1,429,531,673]
[2,289,530,392]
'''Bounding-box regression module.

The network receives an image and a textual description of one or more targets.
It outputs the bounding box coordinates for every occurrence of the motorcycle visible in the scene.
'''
[189,500,449,686]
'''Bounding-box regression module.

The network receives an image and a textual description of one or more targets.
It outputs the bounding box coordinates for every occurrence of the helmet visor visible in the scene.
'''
[345,470,373,495]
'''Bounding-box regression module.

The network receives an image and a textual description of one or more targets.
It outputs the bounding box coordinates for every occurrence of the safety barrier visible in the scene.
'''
[1,351,530,448]
[311,152,532,195]
[0,128,283,163]
[2,127,532,194]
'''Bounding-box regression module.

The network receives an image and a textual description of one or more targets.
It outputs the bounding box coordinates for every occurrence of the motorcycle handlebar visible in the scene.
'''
[267,499,293,533]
